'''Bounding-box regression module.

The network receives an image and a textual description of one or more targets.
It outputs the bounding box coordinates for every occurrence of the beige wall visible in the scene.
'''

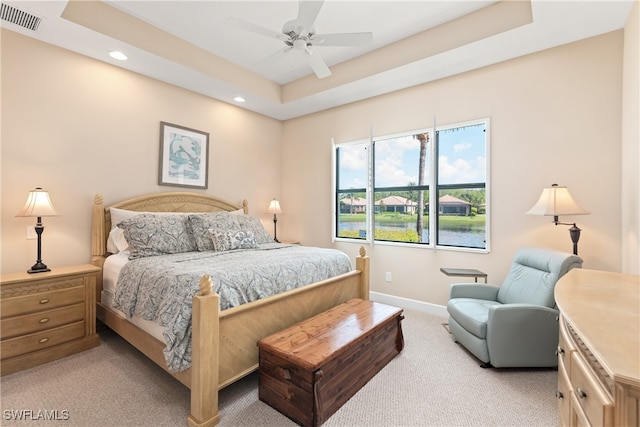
[622,1,640,274]
[2,26,635,308]
[1,30,283,274]
[282,31,626,306]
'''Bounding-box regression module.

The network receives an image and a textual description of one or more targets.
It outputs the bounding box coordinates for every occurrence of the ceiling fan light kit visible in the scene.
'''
[226,0,372,79]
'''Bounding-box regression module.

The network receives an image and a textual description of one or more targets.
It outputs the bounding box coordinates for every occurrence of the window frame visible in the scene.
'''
[333,118,490,253]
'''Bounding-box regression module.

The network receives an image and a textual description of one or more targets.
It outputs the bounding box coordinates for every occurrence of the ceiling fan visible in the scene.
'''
[226,0,373,79]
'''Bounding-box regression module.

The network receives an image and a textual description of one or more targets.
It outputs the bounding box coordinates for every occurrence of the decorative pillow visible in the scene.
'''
[209,228,259,252]
[233,214,274,244]
[118,214,196,259]
[107,208,186,254]
[187,212,237,251]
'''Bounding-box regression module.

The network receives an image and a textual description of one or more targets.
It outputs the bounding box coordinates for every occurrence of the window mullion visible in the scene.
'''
[430,126,438,248]
[367,128,374,245]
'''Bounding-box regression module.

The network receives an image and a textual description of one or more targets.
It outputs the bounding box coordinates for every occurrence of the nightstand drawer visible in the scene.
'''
[1,282,84,318]
[1,321,85,360]
[1,303,85,339]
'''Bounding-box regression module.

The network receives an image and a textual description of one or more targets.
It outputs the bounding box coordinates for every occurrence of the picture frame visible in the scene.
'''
[158,121,209,189]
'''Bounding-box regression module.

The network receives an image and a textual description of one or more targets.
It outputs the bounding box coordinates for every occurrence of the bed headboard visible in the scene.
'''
[91,192,248,268]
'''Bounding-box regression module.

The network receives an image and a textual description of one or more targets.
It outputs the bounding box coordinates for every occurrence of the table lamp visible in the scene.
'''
[268,198,282,243]
[16,187,58,273]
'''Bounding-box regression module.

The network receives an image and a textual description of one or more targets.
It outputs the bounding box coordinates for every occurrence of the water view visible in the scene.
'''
[338,220,486,248]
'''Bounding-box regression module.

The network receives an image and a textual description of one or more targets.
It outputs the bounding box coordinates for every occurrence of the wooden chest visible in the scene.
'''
[258,298,404,427]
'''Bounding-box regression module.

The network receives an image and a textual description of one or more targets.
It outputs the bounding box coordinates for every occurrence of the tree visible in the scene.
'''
[415,133,429,242]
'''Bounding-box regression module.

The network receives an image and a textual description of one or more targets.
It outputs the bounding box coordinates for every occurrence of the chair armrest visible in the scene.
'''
[449,283,500,301]
[486,304,560,367]
[488,304,559,325]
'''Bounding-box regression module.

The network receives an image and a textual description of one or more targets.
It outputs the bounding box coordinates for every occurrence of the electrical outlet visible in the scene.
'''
[26,226,37,240]
[385,272,392,282]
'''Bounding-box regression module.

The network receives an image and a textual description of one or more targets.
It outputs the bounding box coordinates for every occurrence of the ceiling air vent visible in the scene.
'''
[1,3,43,32]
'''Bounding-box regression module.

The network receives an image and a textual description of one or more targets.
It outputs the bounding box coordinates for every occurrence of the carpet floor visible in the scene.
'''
[0,308,559,426]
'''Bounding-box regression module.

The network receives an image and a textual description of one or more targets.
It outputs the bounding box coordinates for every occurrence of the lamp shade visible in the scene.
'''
[16,188,58,217]
[268,198,282,214]
[526,184,589,216]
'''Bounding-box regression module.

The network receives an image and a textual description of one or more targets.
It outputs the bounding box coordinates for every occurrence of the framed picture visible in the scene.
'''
[158,121,209,189]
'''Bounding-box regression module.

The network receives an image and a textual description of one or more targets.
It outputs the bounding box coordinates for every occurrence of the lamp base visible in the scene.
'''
[28,261,50,274]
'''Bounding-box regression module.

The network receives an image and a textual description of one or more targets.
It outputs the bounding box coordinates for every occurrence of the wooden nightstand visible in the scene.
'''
[1,264,100,376]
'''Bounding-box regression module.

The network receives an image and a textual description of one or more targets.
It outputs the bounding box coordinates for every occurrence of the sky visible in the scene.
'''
[338,122,486,189]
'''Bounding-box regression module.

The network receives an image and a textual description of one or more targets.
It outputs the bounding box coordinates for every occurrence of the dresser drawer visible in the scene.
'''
[1,303,85,339]
[571,351,614,427]
[1,321,85,360]
[558,359,573,427]
[558,316,575,373]
[1,281,84,318]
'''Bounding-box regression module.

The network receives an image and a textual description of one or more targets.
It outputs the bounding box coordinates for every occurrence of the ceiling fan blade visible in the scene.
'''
[311,32,373,47]
[306,47,331,79]
[226,17,287,41]
[255,47,292,69]
[295,0,324,35]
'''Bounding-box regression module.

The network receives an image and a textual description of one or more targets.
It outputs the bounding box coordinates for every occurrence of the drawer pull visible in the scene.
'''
[556,346,564,356]
[39,298,50,305]
[576,387,587,399]
[556,390,564,399]
[39,337,49,344]
[39,318,50,324]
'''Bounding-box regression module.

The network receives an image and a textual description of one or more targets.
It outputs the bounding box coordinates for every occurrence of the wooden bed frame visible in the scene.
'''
[90,192,370,427]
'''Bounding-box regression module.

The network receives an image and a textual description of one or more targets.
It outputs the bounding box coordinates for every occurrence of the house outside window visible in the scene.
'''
[334,119,489,251]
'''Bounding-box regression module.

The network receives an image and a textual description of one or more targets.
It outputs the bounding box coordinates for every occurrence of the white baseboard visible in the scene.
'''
[369,291,448,318]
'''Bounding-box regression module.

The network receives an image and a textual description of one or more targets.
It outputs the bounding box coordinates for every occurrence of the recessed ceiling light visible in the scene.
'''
[233,96,246,103]
[109,50,128,61]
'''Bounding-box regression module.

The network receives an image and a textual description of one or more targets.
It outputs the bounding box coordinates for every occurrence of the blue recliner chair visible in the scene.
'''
[446,247,583,368]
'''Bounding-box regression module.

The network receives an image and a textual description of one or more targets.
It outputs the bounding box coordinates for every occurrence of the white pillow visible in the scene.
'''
[108,227,130,253]
[107,208,143,253]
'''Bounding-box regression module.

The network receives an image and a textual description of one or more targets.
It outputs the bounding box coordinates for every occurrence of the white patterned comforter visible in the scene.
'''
[112,243,352,372]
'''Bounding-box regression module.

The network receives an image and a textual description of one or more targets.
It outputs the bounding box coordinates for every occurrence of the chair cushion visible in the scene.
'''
[497,247,583,307]
[447,298,502,339]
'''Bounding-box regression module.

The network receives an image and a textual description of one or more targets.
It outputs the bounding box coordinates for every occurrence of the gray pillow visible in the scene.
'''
[234,214,274,244]
[209,228,259,252]
[187,212,237,251]
[118,214,196,259]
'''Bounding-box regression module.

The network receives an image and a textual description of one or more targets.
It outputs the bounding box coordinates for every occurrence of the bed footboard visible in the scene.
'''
[187,247,369,427]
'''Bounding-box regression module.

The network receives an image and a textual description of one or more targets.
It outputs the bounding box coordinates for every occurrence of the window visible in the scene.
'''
[373,131,431,244]
[435,122,487,249]
[334,119,488,251]
[335,142,369,240]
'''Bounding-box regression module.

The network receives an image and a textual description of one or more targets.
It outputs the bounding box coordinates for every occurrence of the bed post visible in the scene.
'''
[188,275,220,427]
[91,195,106,297]
[356,246,370,300]
[91,194,106,266]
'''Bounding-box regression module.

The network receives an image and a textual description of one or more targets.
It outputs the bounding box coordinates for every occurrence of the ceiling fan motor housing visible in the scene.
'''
[282,19,315,41]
